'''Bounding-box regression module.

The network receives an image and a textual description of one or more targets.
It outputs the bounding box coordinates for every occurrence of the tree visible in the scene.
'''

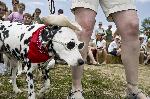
[141,17,150,32]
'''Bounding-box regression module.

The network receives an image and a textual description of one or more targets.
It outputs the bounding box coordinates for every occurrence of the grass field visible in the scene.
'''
[0,64,150,99]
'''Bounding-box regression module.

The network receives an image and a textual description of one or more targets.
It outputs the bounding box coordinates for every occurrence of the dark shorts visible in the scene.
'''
[91,49,97,60]
[109,50,117,56]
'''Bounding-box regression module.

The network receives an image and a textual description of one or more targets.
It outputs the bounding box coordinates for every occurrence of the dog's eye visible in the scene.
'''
[67,41,75,50]
[78,42,84,49]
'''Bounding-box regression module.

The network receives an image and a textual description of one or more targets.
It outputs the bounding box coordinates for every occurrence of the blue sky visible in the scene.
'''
[3,0,150,33]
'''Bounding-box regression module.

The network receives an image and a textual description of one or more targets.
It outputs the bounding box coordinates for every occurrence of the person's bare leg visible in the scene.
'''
[140,52,145,64]
[71,8,96,91]
[88,48,97,64]
[112,10,147,98]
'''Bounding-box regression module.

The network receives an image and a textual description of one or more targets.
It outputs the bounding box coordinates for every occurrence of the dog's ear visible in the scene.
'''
[51,25,60,31]
[49,25,62,36]
[41,40,54,54]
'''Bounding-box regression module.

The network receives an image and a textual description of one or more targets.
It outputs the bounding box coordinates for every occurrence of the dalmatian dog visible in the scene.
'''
[0,20,84,99]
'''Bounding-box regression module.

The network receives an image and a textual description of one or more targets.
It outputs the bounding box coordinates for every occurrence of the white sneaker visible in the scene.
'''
[67,90,84,99]
[126,90,150,99]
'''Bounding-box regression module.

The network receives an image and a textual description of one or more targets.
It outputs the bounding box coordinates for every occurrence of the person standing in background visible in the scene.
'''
[95,22,106,36]
[106,25,113,42]
[7,3,25,23]
[32,8,43,24]
[12,0,19,12]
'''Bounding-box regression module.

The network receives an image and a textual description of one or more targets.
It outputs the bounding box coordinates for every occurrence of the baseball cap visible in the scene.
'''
[139,34,144,38]
[115,35,121,39]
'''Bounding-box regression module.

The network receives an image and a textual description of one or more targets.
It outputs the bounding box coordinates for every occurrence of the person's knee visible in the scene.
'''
[83,23,95,37]
[77,16,95,38]
[120,20,139,41]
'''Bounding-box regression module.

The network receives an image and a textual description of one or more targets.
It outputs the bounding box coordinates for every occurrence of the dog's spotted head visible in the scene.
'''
[40,25,84,66]
[52,27,84,66]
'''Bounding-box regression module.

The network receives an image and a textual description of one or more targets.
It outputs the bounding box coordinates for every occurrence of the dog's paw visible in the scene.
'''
[13,88,22,94]
[67,90,84,99]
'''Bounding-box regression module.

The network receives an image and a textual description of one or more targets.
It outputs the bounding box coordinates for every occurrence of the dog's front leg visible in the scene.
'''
[26,62,36,99]
[38,59,55,98]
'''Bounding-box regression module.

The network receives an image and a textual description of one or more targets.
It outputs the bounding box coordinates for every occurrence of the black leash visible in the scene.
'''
[48,0,55,14]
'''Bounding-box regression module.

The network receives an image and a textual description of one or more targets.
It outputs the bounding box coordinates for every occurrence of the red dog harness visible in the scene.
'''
[27,26,50,63]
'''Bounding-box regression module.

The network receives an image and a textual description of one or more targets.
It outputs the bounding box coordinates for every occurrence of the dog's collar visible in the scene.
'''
[28,25,62,63]
[28,26,51,63]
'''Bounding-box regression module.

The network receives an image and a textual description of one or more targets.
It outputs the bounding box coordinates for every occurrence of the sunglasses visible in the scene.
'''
[0,8,6,12]
[35,11,41,14]
[0,8,6,11]
[52,39,84,50]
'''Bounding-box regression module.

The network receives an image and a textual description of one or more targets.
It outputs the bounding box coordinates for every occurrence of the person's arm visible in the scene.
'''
[103,29,107,36]
[102,40,106,49]
[95,29,98,37]
[7,12,14,22]
[108,43,112,52]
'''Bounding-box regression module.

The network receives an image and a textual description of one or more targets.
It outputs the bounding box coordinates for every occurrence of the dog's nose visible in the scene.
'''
[78,59,84,66]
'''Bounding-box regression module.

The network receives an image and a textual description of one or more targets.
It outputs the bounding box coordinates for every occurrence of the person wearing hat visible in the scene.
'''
[139,34,147,64]
[95,22,106,37]
[106,25,113,42]
[108,36,121,56]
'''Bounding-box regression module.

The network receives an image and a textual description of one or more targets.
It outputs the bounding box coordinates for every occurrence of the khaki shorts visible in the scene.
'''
[71,0,136,22]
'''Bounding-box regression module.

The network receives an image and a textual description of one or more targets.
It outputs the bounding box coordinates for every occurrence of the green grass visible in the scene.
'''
[0,64,150,99]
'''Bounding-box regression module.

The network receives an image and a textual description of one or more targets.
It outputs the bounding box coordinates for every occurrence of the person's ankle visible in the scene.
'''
[72,86,83,92]
[127,82,139,94]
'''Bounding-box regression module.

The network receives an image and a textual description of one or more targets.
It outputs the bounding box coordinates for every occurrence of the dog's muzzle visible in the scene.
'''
[78,59,84,66]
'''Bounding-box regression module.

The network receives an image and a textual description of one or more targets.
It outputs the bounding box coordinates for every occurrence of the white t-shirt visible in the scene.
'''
[108,41,118,52]
[95,28,106,36]
[143,34,148,45]
[140,42,146,51]
[93,39,106,49]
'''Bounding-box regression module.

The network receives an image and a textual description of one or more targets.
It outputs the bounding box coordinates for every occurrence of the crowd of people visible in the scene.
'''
[87,22,122,65]
[88,21,150,66]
